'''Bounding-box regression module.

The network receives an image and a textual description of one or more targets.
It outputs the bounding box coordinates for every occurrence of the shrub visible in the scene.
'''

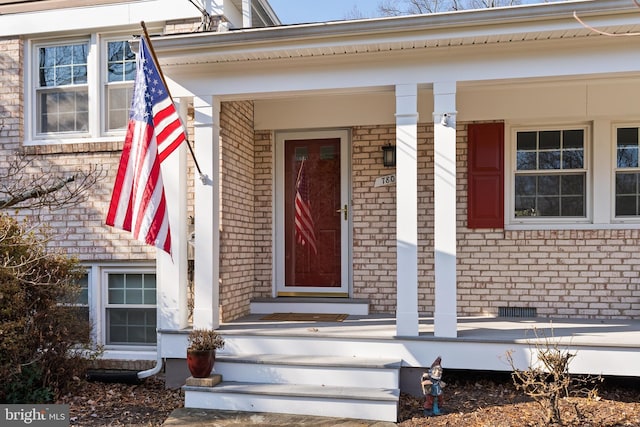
[0,214,96,403]
[506,327,601,424]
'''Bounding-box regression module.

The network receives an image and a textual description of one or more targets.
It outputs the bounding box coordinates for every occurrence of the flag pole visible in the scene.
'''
[140,21,204,179]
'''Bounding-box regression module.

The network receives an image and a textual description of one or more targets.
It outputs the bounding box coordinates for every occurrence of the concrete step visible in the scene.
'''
[184,381,399,422]
[214,354,402,389]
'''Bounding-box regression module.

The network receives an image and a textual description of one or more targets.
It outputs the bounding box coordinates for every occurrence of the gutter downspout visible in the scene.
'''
[137,331,163,379]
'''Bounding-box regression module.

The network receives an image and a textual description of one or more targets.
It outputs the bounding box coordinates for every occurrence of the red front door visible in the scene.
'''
[284,139,342,288]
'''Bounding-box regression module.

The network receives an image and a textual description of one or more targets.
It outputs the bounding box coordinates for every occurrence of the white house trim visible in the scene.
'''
[193,95,221,329]
[395,83,420,336]
[433,81,458,338]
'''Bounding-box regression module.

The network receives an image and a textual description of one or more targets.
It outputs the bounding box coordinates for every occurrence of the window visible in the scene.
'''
[36,41,89,135]
[514,127,587,218]
[57,271,90,343]
[106,272,156,345]
[29,35,136,142]
[615,126,640,217]
[105,40,135,132]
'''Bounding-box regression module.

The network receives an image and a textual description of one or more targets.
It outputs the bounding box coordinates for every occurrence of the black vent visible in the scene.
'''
[498,307,537,318]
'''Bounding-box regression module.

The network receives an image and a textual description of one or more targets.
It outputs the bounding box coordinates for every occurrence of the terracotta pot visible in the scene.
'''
[187,349,215,378]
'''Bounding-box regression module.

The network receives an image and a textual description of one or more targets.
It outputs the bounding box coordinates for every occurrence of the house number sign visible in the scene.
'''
[374,173,396,188]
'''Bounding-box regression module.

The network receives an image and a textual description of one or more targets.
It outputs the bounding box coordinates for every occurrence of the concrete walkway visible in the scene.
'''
[163,408,397,426]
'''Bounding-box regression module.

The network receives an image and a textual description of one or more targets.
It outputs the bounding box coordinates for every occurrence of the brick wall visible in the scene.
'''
[254,130,274,298]
[17,142,157,260]
[218,101,256,321]
[0,38,22,154]
[351,125,399,312]
[349,122,640,319]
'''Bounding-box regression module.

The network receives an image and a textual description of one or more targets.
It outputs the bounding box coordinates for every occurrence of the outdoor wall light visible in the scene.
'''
[382,144,396,167]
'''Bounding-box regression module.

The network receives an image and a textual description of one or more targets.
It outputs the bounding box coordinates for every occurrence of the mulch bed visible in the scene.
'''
[56,371,640,426]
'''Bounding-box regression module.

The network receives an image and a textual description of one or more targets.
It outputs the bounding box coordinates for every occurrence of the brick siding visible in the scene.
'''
[218,101,256,321]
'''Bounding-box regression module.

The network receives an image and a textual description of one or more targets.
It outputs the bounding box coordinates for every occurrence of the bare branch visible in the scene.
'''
[0,150,106,211]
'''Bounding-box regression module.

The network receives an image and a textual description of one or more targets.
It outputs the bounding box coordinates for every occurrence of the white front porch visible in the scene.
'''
[163,313,640,422]
[212,314,640,376]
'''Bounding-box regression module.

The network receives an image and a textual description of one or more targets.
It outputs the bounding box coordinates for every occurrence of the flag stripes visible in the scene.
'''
[106,36,184,254]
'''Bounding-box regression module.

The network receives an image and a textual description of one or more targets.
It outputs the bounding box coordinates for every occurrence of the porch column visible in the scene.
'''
[156,98,189,330]
[193,95,221,329]
[433,81,458,338]
[395,83,420,337]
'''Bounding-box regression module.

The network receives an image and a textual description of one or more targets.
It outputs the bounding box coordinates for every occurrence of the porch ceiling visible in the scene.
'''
[150,0,640,67]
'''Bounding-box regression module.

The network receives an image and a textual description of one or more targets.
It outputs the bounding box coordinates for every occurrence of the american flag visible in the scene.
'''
[294,160,317,254]
[105,37,186,254]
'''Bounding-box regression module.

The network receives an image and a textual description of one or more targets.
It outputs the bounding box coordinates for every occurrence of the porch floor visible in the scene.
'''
[219,314,640,348]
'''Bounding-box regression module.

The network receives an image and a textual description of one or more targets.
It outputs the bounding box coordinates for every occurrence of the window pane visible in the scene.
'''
[618,146,638,168]
[37,88,88,134]
[107,85,133,131]
[109,289,125,304]
[125,289,143,304]
[538,175,559,195]
[39,43,88,87]
[108,273,156,305]
[77,274,89,305]
[73,65,87,84]
[515,173,585,218]
[563,150,584,169]
[515,175,535,195]
[561,175,584,196]
[517,152,536,170]
[107,308,156,345]
[539,130,560,150]
[563,129,584,149]
[616,196,638,216]
[617,129,639,169]
[143,289,156,305]
[561,196,584,216]
[539,151,560,169]
[618,127,638,146]
[616,173,637,194]
[107,41,135,83]
[538,196,559,216]
[127,274,143,288]
[517,131,537,151]
[615,173,640,216]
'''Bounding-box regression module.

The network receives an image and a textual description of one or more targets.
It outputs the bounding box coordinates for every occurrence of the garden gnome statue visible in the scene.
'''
[421,356,446,416]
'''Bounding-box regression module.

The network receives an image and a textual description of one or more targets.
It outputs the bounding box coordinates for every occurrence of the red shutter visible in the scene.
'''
[467,122,504,229]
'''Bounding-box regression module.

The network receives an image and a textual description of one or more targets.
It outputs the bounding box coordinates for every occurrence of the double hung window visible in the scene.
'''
[105,272,157,346]
[30,35,135,142]
[615,126,640,217]
[105,40,136,132]
[36,41,89,135]
[514,127,587,218]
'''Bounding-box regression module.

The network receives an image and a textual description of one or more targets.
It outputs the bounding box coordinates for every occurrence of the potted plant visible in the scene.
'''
[186,328,225,378]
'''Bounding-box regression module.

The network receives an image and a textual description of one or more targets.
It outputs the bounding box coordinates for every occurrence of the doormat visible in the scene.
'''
[260,313,349,322]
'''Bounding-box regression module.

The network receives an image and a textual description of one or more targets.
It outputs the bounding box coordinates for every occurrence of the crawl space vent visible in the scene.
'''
[498,307,537,318]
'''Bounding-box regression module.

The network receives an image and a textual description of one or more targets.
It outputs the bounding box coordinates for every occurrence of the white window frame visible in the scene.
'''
[507,123,592,228]
[25,32,135,145]
[612,122,640,224]
[29,36,92,141]
[101,266,157,350]
[101,34,136,137]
